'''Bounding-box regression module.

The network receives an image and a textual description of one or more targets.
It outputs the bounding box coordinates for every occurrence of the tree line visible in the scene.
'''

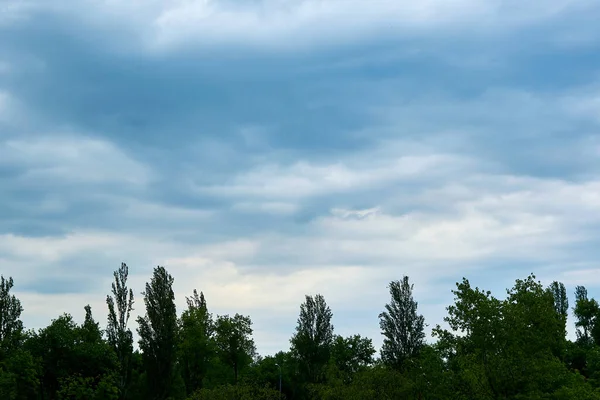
[2,263,600,399]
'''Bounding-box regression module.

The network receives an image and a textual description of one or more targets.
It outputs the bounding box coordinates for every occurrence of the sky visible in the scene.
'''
[1,0,600,355]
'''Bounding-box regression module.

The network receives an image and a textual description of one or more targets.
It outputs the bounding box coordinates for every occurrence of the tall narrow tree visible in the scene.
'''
[290,294,334,384]
[548,281,569,323]
[379,276,425,370]
[137,266,178,400]
[0,276,24,357]
[548,281,569,345]
[106,263,135,399]
[0,276,37,399]
[574,285,599,345]
[179,289,214,394]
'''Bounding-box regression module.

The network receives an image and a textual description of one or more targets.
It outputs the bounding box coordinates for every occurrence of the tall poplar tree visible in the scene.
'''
[106,263,135,399]
[379,276,425,370]
[574,285,600,346]
[290,294,334,384]
[179,289,214,394]
[137,266,178,400]
[0,276,23,357]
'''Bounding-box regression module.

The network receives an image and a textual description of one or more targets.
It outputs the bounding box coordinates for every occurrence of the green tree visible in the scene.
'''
[137,266,179,400]
[179,289,214,395]
[290,294,334,385]
[0,276,24,357]
[0,345,39,400]
[29,314,80,398]
[330,334,375,382]
[214,314,256,384]
[313,364,415,400]
[57,374,119,400]
[242,352,294,397]
[29,307,118,400]
[106,262,135,399]
[505,275,566,359]
[434,274,577,399]
[188,382,282,400]
[548,281,569,324]
[0,276,38,400]
[574,286,599,346]
[379,276,425,370]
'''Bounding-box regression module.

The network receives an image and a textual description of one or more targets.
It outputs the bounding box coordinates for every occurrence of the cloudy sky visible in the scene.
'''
[2,0,600,355]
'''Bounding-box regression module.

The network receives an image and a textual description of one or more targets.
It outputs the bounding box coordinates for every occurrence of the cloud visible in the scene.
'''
[0,135,151,185]
[5,171,600,353]
[111,0,600,53]
[4,0,599,55]
[2,0,600,356]
[558,268,600,286]
[199,153,471,200]
[0,90,15,124]
[231,201,299,215]
[331,207,381,219]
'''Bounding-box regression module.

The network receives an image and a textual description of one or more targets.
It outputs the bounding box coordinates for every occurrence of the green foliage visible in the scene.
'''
[574,286,600,346]
[0,347,40,400]
[0,276,24,357]
[290,294,334,385]
[106,262,135,399]
[548,281,569,330]
[214,313,257,384]
[433,274,579,399]
[329,335,375,383]
[311,364,415,400]
[187,382,282,400]
[242,351,297,399]
[179,289,214,395]
[379,276,425,371]
[0,277,36,400]
[5,267,600,400]
[137,266,179,400]
[57,373,119,400]
[27,307,118,400]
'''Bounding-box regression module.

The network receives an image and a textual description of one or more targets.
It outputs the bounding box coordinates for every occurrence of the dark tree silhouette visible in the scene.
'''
[379,276,425,370]
[106,263,135,399]
[290,294,334,384]
[137,266,178,400]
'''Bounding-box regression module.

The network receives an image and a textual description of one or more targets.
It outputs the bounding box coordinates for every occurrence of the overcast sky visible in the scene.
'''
[2,0,600,355]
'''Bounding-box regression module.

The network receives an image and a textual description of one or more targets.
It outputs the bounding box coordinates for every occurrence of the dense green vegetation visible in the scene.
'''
[2,264,600,399]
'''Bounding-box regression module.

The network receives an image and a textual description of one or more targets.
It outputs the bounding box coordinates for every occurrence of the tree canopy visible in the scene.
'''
[2,266,600,400]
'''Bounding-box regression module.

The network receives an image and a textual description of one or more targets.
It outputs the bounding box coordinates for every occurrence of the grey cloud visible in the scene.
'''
[2,0,600,355]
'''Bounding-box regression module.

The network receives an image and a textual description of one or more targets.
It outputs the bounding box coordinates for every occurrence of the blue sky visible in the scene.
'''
[2,0,600,354]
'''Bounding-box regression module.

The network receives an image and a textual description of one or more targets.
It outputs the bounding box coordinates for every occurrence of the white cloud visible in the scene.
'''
[2,22,600,356]
[11,0,598,52]
[142,0,598,52]
[13,291,113,335]
[0,0,35,26]
[0,135,152,185]
[331,206,381,219]
[231,201,299,215]
[557,268,600,286]
[6,170,600,354]
[167,255,376,313]
[199,153,467,200]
